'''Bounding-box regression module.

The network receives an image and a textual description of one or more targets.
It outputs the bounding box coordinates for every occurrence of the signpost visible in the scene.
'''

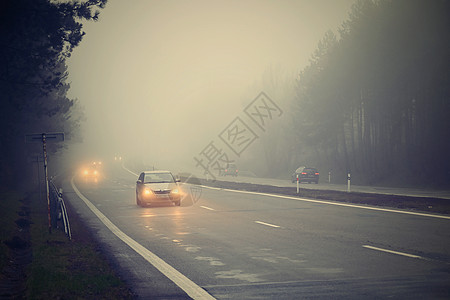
[25,133,64,233]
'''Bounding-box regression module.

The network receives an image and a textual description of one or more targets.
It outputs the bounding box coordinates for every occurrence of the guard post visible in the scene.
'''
[347,172,351,192]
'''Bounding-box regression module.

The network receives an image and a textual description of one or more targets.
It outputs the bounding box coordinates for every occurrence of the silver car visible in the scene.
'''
[135,171,181,207]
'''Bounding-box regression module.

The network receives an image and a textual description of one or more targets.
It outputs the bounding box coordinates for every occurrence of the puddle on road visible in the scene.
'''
[304,267,344,274]
[250,248,306,264]
[183,245,201,253]
[195,256,225,266]
[215,269,264,283]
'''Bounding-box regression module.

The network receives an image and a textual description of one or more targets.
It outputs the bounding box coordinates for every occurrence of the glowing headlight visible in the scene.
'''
[93,170,98,175]
[83,170,89,175]
[144,188,153,195]
[171,188,179,194]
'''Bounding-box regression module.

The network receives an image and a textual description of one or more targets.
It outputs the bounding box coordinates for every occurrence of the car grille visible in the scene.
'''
[153,190,171,195]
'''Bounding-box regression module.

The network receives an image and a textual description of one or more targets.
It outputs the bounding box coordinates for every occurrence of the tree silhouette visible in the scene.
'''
[292,0,450,186]
[0,0,107,186]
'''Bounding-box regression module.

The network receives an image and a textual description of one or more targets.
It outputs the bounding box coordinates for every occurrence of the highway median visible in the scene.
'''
[181,176,450,216]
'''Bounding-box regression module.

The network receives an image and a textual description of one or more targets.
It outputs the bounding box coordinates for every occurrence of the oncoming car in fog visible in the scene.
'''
[81,161,102,180]
[135,171,182,207]
[83,167,99,177]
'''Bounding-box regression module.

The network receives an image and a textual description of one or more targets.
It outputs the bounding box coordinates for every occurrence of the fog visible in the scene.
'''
[66,0,354,174]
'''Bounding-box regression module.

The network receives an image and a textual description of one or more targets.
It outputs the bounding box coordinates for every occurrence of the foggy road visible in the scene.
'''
[62,164,450,299]
[5,1,450,298]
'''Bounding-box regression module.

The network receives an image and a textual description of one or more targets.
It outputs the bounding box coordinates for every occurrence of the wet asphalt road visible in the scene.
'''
[62,164,450,299]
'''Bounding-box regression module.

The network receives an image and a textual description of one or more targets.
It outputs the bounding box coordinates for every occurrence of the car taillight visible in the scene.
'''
[225,169,228,172]
[301,172,307,175]
[315,173,319,175]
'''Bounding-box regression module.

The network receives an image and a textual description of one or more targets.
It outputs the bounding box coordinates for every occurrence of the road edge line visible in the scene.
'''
[70,177,215,300]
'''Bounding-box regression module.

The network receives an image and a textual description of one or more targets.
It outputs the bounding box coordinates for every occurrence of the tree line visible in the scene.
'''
[244,0,450,187]
[289,0,450,186]
[2,0,448,188]
[0,0,107,187]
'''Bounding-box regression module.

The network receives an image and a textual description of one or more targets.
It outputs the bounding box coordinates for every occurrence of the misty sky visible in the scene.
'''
[67,0,355,170]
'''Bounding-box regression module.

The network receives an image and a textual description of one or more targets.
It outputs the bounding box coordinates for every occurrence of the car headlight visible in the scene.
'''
[144,188,153,195]
[171,188,179,194]
[83,170,89,175]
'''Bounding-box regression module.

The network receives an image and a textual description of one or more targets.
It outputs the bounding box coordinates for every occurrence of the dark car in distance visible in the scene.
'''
[292,166,319,184]
[222,163,238,177]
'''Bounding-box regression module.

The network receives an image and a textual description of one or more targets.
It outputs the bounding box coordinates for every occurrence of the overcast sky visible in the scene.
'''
[67,0,355,170]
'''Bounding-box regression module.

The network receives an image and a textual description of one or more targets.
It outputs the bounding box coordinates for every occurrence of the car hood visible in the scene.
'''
[144,182,177,191]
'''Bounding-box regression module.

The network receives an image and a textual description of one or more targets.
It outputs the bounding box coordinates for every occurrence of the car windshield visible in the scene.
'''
[144,173,174,183]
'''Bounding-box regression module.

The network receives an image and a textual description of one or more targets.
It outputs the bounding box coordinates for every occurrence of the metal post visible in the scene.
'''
[42,133,51,234]
[347,172,351,192]
[37,155,42,204]
[296,174,299,194]
[328,171,331,183]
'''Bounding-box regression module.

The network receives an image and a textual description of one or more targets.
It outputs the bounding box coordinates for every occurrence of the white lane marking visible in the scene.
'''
[200,206,216,211]
[255,221,281,228]
[122,163,139,176]
[203,186,222,191]
[362,245,424,259]
[70,177,215,300]
[199,185,450,220]
[194,182,221,191]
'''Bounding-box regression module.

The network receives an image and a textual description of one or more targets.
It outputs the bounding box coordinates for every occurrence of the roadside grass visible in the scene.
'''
[26,190,135,299]
[0,190,23,271]
[0,188,134,299]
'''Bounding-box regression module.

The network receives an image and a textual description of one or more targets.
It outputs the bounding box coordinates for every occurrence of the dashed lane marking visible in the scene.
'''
[362,245,424,259]
[200,206,216,211]
[255,221,281,228]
